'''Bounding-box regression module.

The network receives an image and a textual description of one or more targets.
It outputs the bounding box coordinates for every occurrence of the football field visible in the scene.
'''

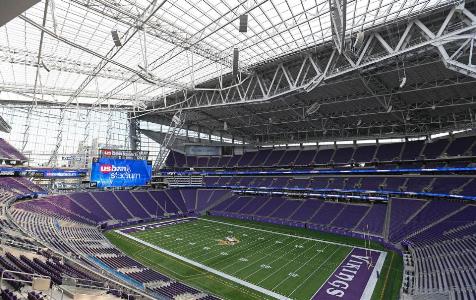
[113,217,386,300]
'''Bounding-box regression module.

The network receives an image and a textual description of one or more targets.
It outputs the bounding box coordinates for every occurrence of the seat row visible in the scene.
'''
[166,135,476,169]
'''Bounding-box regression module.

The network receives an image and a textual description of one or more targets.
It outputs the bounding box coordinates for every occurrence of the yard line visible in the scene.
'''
[137,221,237,257]
[124,217,385,300]
[227,235,300,276]
[244,239,317,281]
[201,218,384,253]
[192,222,293,269]
[222,238,298,271]
[183,222,273,262]
[117,217,197,231]
[137,220,286,271]
[286,246,347,298]
[199,235,273,265]
[258,243,330,285]
[205,235,288,267]
[115,229,293,300]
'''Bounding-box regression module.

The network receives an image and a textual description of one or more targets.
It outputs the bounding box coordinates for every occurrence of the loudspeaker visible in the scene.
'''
[239,14,248,32]
[111,30,122,47]
[353,31,365,51]
[233,48,239,77]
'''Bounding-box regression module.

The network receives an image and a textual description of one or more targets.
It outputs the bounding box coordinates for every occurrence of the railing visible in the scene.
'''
[0,236,39,252]
[0,270,140,300]
[87,255,145,291]
[0,269,52,297]
[161,166,476,176]
[61,275,139,300]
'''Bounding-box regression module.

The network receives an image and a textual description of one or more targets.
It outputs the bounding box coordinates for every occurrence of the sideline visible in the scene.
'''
[201,218,384,253]
[115,229,292,300]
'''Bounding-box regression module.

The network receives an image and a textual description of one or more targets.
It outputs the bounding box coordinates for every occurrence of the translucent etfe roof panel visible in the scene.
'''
[0,0,455,107]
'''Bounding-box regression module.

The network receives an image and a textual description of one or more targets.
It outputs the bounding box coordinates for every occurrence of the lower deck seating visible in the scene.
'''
[11,192,225,300]
[210,195,385,235]
[8,184,476,300]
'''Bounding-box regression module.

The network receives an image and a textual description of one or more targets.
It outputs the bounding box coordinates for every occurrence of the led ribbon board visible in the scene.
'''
[90,158,152,188]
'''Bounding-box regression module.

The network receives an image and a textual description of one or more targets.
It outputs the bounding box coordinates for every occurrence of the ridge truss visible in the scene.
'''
[144,4,476,114]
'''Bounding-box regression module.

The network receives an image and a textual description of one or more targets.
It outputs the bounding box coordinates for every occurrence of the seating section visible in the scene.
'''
[210,196,384,235]
[165,135,476,169]
[0,252,97,286]
[0,177,45,198]
[410,236,476,297]
[389,201,463,243]
[202,175,474,199]
[210,195,476,245]
[2,133,475,300]
[11,192,223,300]
[0,138,28,161]
[16,190,230,224]
[6,179,475,300]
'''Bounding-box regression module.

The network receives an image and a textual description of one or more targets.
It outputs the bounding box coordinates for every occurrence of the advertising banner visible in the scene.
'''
[90,158,152,188]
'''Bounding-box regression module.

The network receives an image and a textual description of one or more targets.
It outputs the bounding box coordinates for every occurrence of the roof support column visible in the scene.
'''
[329,0,347,53]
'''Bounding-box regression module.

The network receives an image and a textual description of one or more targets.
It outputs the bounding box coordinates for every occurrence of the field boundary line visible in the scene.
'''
[201,218,385,253]
[259,243,330,286]
[310,248,387,300]
[289,246,345,298]
[253,240,322,284]
[115,229,292,300]
[361,251,387,300]
[117,217,197,231]
[309,248,354,299]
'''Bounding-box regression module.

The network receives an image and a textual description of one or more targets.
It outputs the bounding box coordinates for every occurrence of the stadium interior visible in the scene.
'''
[0,0,476,299]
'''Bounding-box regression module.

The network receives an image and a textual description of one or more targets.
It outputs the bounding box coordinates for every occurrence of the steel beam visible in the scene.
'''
[69,0,249,74]
[329,0,347,53]
[18,14,184,93]
[141,4,476,114]
[0,83,151,103]
[0,46,152,83]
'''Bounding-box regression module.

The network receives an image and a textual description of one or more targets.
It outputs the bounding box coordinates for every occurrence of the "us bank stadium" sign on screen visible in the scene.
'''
[90,157,152,188]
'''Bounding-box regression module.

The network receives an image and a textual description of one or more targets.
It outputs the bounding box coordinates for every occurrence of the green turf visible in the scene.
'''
[106,230,270,300]
[106,216,401,300]
[371,251,403,300]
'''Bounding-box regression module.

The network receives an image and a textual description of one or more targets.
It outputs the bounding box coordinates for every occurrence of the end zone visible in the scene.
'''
[313,248,386,300]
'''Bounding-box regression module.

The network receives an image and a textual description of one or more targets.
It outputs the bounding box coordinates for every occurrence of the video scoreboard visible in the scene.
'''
[90,149,152,188]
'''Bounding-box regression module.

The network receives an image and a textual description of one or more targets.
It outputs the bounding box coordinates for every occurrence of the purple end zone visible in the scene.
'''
[313,248,381,300]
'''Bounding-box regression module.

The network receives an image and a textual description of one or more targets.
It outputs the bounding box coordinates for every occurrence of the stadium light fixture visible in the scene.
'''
[398,60,407,88]
[111,30,122,47]
[399,76,407,88]
[138,74,156,85]
[172,114,181,125]
[353,31,365,52]
[239,14,248,32]
[306,102,320,115]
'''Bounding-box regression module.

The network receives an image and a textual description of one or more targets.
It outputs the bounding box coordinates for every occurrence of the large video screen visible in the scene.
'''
[90,158,152,188]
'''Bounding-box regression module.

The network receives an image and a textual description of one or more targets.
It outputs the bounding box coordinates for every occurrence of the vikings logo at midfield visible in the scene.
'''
[218,236,240,246]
